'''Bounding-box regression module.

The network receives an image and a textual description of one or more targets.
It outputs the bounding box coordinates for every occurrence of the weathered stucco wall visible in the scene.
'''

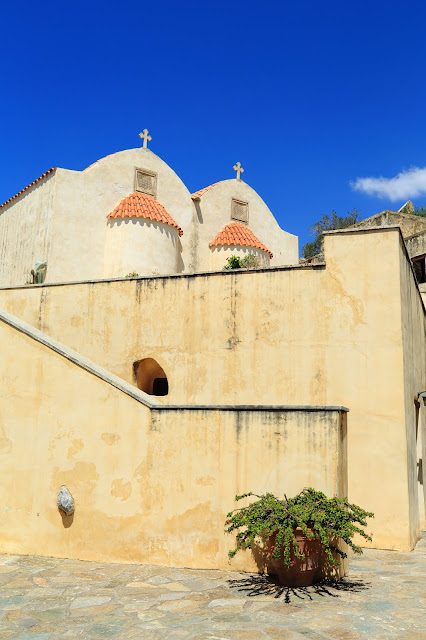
[0,227,423,550]
[399,239,426,538]
[0,313,347,570]
[146,407,347,577]
[0,172,56,287]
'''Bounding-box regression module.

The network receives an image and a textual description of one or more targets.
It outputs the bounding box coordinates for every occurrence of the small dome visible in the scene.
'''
[209,222,273,258]
[107,193,183,236]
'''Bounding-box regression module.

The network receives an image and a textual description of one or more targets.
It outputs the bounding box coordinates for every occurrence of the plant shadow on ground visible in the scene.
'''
[227,574,371,603]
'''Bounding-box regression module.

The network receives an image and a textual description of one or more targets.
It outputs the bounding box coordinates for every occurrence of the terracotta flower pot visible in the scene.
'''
[268,528,321,587]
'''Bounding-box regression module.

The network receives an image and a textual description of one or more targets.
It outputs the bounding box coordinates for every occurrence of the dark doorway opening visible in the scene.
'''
[133,358,169,396]
[153,377,169,396]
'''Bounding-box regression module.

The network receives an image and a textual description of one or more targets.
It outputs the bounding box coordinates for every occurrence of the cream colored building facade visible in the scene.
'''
[0,147,298,285]
[0,143,425,572]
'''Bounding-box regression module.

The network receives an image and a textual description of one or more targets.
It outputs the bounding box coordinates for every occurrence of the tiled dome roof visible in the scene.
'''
[107,193,183,236]
[209,222,273,258]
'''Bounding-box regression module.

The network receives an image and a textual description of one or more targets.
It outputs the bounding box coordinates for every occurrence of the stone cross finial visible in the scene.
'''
[233,162,244,180]
[139,129,152,149]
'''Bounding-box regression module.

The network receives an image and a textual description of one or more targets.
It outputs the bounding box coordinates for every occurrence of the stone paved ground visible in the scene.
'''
[0,535,425,640]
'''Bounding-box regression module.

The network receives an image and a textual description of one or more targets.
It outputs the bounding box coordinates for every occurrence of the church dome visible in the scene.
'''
[107,192,183,236]
[104,192,183,278]
[209,222,273,258]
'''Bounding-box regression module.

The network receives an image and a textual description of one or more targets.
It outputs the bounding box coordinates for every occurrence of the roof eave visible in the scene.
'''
[0,168,57,211]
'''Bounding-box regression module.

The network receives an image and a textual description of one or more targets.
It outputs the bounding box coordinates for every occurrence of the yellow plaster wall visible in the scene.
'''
[0,228,423,550]
[146,408,347,577]
[0,315,346,571]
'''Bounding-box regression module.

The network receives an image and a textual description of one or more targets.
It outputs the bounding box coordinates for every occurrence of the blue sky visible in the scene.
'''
[2,0,426,252]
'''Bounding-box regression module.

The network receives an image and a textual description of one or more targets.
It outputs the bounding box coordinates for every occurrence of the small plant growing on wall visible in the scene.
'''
[223,254,261,270]
[223,255,242,270]
[241,253,261,269]
[225,488,374,570]
[125,272,140,278]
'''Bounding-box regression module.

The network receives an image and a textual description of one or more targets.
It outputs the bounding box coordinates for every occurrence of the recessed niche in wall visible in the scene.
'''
[231,199,249,223]
[133,358,168,396]
[135,168,157,197]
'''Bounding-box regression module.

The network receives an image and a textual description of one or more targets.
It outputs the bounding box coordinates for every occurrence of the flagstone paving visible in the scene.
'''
[0,535,424,640]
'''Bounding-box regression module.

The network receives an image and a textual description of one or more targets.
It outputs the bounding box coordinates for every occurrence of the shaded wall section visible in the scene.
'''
[399,238,426,540]
[0,172,56,287]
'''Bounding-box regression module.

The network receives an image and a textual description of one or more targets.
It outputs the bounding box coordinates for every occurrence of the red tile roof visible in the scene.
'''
[209,222,273,258]
[0,168,57,210]
[106,192,183,236]
[191,182,223,199]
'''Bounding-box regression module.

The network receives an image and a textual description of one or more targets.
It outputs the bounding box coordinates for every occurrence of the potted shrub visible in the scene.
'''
[225,488,374,587]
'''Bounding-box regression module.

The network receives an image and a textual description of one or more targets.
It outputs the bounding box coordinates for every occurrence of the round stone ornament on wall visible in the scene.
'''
[57,485,75,515]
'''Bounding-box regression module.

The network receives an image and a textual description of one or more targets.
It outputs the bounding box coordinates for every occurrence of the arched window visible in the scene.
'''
[133,358,169,396]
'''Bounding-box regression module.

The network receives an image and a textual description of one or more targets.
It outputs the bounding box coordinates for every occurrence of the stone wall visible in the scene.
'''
[350,210,426,238]
[405,230,426,259]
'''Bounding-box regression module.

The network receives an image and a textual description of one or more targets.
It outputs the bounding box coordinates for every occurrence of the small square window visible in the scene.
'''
[135,168,157,197]
[231,199,249,223]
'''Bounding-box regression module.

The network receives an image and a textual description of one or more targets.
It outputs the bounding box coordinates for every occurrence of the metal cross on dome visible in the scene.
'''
[139,129,152,149]
[233,161,244,180]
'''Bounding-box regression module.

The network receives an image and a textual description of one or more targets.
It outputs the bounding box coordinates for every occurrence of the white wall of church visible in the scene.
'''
[45,149,195,283]
[0,148,299,285]
[193,180,298,271]
[0,173,56,286]
[209,245,270,270]
[103,219,179,278]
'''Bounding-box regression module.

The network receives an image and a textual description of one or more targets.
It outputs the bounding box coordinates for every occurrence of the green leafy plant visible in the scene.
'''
[225,488,374,568]
[411,206,426,218]
[302,210,360,259]
[125,272,140,278]
[223,256,243,270]
[241,254,261,269]
[223,254,261,270]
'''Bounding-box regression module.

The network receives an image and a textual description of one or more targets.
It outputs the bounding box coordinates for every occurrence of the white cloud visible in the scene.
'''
[350,166,426,201]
